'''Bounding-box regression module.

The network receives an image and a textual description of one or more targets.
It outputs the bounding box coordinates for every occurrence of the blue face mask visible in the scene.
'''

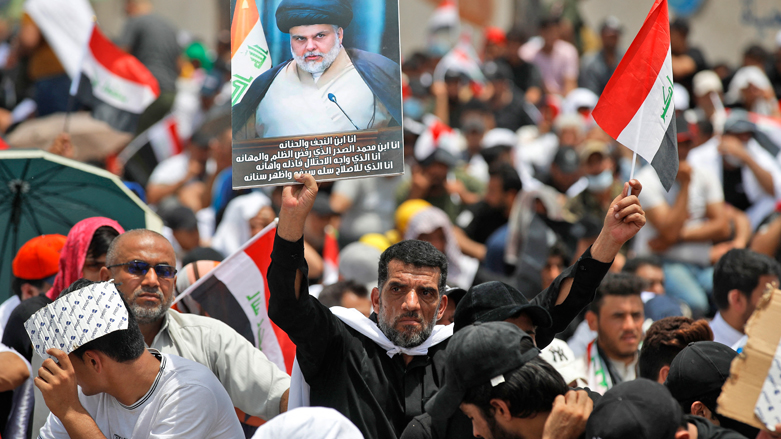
[587,169,614,193]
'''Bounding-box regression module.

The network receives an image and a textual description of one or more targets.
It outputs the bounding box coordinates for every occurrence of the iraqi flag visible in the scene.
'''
[172,221,296,374]
[25,0,159,131]
[231,0,271,106]
[591,0,678,191]
[118,114,184,186]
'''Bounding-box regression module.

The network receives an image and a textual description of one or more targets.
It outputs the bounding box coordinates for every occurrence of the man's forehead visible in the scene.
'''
[290,24,337,36]
[387,260,441,281]
[116,233,175,263]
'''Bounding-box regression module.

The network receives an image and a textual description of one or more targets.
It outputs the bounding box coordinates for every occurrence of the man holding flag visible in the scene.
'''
[98,229,291,422]
[267,172,646,439]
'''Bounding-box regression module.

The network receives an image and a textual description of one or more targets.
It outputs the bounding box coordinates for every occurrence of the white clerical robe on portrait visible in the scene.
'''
[256,48,393,138]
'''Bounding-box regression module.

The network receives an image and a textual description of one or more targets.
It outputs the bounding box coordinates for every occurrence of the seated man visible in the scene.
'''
[424,322,594,439]
[710,249,780,348]
[34,280,243,438]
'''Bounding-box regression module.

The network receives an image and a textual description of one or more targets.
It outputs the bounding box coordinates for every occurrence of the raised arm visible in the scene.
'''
[276,173,319,299]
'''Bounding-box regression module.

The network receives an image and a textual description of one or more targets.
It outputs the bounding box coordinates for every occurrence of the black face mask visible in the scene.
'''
[716,414,759,438]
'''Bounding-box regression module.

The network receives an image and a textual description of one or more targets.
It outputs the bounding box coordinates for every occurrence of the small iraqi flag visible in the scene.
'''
[591,0,678,191]
[172,221,296,374]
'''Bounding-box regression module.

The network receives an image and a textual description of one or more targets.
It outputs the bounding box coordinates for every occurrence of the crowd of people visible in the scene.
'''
[2,0,781,437]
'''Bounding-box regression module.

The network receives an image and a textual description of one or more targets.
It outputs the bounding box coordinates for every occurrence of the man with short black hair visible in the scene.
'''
[710,248,781,347]
[424,322,593,439]
[35,280,243,438]
[582,273,645,393]
[638,316,713,383]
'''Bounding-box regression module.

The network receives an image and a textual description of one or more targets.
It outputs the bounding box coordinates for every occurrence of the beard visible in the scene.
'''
[293,41,342,75]
[128,287,172,324]
[377,298,439,348]
[486,412,525,439]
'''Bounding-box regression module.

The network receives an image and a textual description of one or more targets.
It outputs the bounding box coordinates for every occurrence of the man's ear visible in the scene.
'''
[436,294,449,320]
[585,310,598,331]
[690,401,714,421]
[99,267,111,282]
[371,287,380,315]
[727,289,746,312]
[674,427,691,439]
[657,365,671,384]
[81,351,104,374]
[20,283,37,301]
[337,27,344,44]
[490,399,513,422]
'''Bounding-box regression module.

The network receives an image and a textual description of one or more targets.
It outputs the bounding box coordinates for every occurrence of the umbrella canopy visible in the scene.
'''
[5,112,132,162]
[0,149,162,299]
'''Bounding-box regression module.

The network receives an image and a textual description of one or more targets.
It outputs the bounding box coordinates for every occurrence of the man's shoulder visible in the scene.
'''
[165,309,236,332]
[346,48,399,72]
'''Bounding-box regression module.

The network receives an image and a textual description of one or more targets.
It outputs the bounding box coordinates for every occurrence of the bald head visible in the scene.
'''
[106,229,174,266]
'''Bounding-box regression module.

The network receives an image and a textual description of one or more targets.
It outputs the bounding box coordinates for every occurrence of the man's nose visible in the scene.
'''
[401,290,421,312]
[305,38,317,52]
[141,267,160,286]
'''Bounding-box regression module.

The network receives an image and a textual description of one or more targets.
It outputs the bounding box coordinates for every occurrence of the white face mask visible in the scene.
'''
[723,154,743,168]
[587,169,614,193]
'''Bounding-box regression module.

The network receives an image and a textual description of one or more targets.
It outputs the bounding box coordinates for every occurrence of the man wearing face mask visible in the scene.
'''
[565,140,623,227]
[687,111,781,229]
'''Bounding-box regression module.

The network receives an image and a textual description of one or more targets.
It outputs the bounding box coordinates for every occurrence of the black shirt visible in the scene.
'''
[722,164,752,212]
[462,201,507,244]
[267,235,610,439]
[686,415,748,439]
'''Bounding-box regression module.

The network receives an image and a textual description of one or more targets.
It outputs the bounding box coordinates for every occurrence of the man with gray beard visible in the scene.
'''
[98,229,291,424]
[268,173,648,439]
[233,0,402,138]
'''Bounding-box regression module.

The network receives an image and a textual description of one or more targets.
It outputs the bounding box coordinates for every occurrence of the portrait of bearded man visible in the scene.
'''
[232,0,402,139]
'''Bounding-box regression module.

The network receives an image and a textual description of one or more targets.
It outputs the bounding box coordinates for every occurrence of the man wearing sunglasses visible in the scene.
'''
[99,229,291,423]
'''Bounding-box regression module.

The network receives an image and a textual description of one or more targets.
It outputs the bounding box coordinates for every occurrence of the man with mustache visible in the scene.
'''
[99,229,291,423]
[581,273,645,394]
[269,173,647,439]
[232,0,401,139]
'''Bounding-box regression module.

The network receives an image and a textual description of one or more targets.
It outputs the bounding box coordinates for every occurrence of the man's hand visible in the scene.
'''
[49,133,75,159]
[277,173,318,242]
[676,161,692,186]
[542,390,593,439]
[34,349,82,420]
[592,179,646,263]
[718,135,749,163]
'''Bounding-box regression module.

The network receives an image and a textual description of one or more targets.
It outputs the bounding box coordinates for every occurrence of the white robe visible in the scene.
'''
[256,48,392,138]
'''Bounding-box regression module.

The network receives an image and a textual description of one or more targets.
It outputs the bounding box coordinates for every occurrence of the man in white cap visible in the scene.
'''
[33,280,243,438]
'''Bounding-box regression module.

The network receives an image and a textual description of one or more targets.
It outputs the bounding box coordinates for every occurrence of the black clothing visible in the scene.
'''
[268,234,610,439]
[491,85,535,132]
[2,294,52,362]
[722,164,751,212]
[686,415,748,439]
[462,201,507,244]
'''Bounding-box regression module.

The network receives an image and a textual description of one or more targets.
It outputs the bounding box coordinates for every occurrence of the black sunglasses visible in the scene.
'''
[106,260,177,279]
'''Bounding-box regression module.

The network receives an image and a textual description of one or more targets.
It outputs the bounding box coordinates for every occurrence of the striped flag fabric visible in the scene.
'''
[173,221,296,374]
[322,226,340,286]
[231,0,271,106]
[591,0,678,191]
[25,0,160,131]
[117,114,183,187]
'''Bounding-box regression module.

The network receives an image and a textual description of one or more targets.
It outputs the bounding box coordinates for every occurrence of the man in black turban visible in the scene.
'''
[232,0,402,139]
